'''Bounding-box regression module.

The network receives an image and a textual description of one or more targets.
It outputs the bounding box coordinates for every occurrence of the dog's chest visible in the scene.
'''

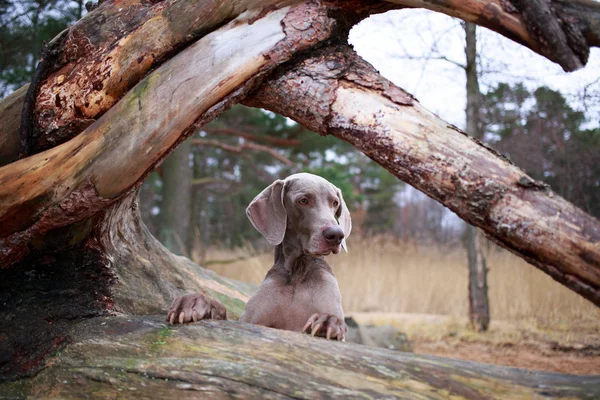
[273,269,341,331]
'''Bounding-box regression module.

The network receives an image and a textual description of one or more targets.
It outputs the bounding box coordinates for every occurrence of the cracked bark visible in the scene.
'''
[20,0,289,156]
[244,44,600,307]
[15,0,599,159]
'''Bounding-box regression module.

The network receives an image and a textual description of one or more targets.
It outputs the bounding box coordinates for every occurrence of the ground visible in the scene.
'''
[351,313,600,375]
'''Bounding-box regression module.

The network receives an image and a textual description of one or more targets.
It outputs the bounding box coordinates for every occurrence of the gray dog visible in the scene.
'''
[167,173,351,340]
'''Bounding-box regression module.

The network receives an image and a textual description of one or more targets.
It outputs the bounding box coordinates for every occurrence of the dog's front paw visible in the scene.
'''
[166,293,227,324]
[302,313,347,341]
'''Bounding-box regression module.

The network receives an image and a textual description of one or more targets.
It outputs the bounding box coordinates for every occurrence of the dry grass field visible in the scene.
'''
[200,236,600,374]
[202,235,599,323]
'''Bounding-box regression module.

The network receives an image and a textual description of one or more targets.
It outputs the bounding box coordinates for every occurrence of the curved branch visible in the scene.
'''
[384,0,600,71]
[191,138,294,165]
[244,44,600,306]
[203,126,302,146]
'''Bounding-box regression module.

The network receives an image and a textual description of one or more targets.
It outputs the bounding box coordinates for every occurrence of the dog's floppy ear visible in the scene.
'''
[246,180,287,245]
[335,187,352,252]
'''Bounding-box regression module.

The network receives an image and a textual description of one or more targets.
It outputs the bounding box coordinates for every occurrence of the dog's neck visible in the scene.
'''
[273,229,321,284]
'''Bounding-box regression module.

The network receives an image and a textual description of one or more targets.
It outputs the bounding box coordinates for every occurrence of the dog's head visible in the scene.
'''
[246,173,352,255]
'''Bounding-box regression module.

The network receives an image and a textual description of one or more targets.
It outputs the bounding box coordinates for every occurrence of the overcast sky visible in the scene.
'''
[350,9,600,130]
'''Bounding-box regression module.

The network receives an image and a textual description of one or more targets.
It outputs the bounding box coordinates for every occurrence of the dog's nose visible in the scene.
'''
[323,226,345,245]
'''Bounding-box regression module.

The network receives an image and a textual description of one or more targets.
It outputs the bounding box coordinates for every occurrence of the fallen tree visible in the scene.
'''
[2,316,598,399]
[0,0,599,389]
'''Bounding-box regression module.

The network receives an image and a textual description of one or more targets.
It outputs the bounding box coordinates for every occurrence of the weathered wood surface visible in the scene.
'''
[1,316,598,399]
[1,0,599,387]
[0,190,255,380]
[21,0,390,155]
[23,0,286,154]
[245,44,600,306]
[95,191,254,317]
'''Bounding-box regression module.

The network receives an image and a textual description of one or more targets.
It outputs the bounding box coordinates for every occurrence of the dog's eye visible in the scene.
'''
[298,198,308,205]
[333,200,339,207]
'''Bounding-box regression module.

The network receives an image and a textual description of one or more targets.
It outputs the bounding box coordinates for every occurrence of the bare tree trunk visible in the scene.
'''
[464,22,490,332]
[465,224,490,330]
[159,138,193,256]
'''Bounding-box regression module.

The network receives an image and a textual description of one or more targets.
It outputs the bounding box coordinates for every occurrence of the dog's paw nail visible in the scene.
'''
[326,326,333,340]
[311,324,321,336]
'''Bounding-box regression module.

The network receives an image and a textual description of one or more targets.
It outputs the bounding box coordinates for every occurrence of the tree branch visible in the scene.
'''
[384,0,600,71]
[191,138,294,165]
[20,0,294,155]
[202,126,301,147]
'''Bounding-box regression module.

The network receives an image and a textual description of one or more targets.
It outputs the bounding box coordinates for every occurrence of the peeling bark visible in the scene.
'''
[0,2,339,379]
[1,0,600,385]
[21,0,392,156]
[245,44,600,306]
[21,0,290,155]
[19,0,600,157]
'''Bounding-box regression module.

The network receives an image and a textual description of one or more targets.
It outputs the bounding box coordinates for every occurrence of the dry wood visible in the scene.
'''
[19,0,600,156]
[245,44,600,306]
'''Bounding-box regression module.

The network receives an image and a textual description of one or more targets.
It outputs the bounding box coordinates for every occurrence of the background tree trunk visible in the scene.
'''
[159,139,193,256]
[464,22,490,332]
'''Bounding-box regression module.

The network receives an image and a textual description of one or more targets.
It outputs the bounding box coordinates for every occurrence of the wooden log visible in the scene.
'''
[0,188,256,380]
[1,316,598,398]
[244,44,600,306]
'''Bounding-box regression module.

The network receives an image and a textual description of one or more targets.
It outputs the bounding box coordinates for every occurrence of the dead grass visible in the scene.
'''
[201,236,600,325]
